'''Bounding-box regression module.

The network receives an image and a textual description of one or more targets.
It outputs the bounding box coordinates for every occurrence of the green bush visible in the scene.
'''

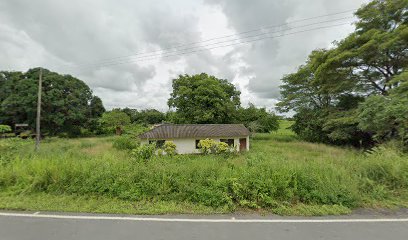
[112,136,139,150]
[0,125,12,134]
[163,141,177,156]
[197,139,233,154]
[131,143,155,160]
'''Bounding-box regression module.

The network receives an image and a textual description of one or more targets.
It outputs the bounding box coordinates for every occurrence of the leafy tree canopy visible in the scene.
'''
[277,0,408,148]
[100,110,131,135]
[168,73,241,124]
[0,68,105,136]
[236,103,279,133]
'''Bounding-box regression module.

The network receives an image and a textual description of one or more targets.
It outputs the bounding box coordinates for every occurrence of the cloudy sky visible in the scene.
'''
[0,0,369,111]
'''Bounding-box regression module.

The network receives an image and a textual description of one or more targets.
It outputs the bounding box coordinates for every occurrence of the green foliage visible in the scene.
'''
[197,138,233,154]
[277,0,408,148]
[217,141,229,154]
[116,108,165,125]
[0,138,32,165]
[0,124,408,214]
[236,103,280,133]
[168,73,241,124]
[358,74,408,147]
[86,96,106,134]
[291,109,330,143]
[100,110,131,135]
[134,109,165,124]
[257,113,280,133]
[0,125,12,134]
[0,68,105,136]
[197,138,218,154]
[163,141,177,156]
[112,136,139,151]
[122,124,149,137]
[131,143,155,160]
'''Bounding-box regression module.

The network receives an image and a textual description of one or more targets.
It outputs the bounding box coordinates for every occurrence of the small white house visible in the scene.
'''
[138,124,250,154]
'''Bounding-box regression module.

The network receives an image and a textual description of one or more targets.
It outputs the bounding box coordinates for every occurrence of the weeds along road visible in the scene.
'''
[1,211,408,240]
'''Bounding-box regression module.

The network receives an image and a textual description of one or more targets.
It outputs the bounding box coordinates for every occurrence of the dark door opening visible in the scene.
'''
[239,138,247,151]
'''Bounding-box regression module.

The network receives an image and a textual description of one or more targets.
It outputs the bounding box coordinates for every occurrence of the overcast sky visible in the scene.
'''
[0,0,369,111]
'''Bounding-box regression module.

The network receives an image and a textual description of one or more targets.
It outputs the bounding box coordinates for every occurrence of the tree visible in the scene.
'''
[100,110,131,135]
[89,96,105,118]
[236,103,279,133]
[168,73,241,124]
[316,0,407,96]
[257,112,280,133]
[358,71,408,145]
[112,108,165,125]
[134,109,165,125]
[0,68,105,136]
[86,96,106,134]
[277,0,407,148]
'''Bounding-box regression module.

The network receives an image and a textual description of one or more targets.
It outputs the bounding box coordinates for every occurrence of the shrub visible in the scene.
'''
[217,142,229,154]
[131,143,155,160]
[198,139,218,154]
[112,136,139,150]
[198,139,234,155]
[0,125,12,134]
[163,141,177,156]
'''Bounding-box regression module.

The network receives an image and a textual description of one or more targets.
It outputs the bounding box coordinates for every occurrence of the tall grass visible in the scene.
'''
[0,124,407,214]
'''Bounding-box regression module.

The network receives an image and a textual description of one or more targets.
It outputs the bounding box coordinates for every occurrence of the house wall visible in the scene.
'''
[140,136,249,154]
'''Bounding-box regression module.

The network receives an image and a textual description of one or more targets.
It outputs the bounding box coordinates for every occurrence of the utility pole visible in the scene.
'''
[35,67,43,151]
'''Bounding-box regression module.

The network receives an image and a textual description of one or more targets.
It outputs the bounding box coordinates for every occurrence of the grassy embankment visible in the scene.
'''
[0,120,407,215]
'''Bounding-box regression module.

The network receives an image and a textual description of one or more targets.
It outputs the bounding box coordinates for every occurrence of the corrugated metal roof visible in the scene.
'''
[138,124,250,139]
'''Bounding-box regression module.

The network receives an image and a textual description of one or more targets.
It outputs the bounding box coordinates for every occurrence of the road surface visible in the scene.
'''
[1,211,408,240]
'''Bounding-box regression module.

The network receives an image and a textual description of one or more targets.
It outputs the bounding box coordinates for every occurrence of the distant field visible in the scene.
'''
[0,120,407,216]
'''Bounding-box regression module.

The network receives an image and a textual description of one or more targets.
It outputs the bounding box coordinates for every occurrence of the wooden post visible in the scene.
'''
[35,67,42,151]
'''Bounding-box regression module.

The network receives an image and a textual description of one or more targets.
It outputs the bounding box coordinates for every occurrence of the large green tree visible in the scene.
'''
[277,0,407,148]
[236,103,279,133]
[0,68,105,136]
[358,71,408,145]
[100,110,131,135]
[168,73,241,124]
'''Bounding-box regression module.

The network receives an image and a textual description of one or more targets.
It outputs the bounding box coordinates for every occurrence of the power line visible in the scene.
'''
[71,22,352,71]
[62,9,356,69]
[74,16,353,69]
[69,17,353,71]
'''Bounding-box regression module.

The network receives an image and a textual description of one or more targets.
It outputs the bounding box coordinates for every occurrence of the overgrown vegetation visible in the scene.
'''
[277,0,408,149]
[0,121,407,215]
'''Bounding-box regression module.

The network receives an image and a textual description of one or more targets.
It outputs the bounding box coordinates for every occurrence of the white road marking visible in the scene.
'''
[0,212,408,223]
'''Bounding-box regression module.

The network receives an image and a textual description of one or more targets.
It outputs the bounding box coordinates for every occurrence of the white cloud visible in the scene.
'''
[0,0,370,111]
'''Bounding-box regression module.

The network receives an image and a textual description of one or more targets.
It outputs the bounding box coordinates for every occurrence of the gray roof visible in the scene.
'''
[138,124,250,139]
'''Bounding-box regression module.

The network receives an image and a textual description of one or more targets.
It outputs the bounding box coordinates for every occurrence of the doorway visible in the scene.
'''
[239,138,247,151]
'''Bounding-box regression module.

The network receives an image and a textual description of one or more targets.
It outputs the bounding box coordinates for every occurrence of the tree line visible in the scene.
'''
[1,69,279,137]
[277,0,407,149]
[105,73,279,135]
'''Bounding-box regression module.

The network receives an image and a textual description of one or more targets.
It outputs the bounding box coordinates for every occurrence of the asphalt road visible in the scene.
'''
[1,211,408,240]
